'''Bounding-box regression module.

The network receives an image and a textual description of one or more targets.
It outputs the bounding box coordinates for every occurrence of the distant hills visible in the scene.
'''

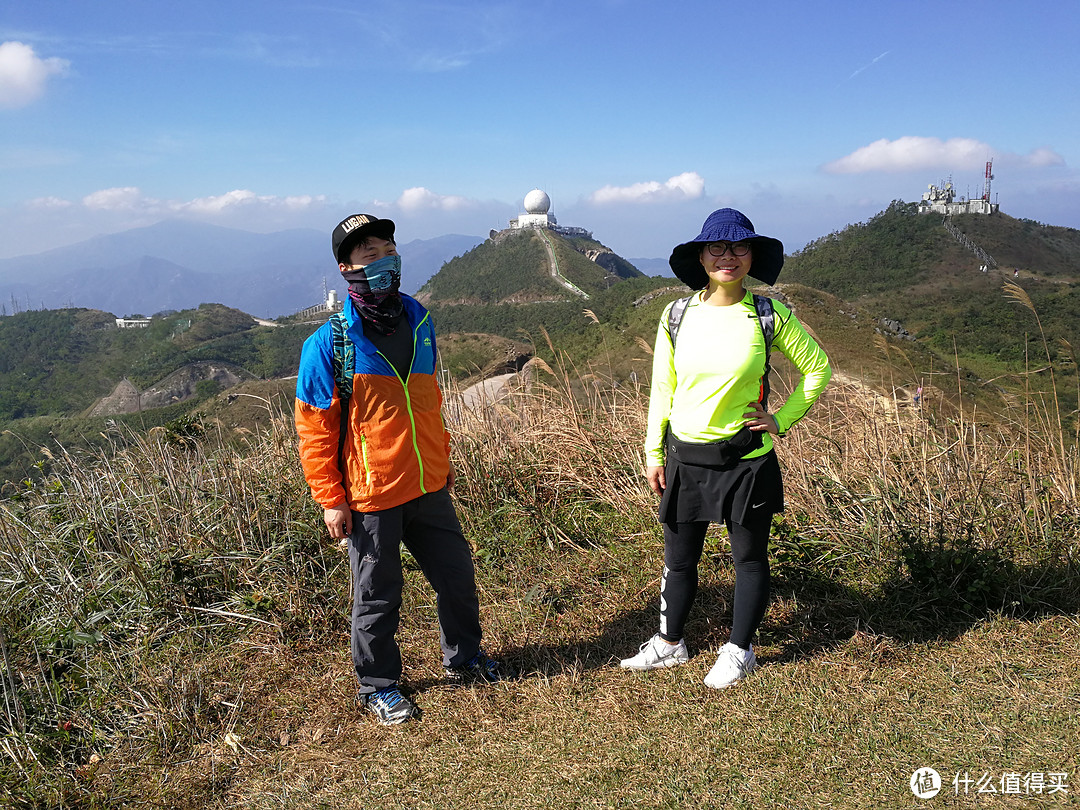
[0,221,484,318]
[2,202,1078,487]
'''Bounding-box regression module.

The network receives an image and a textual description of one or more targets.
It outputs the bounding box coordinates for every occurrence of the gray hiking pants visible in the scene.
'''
[348,487,482,695]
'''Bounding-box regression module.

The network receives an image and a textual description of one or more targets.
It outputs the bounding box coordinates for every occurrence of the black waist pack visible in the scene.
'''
[666,425,764,468]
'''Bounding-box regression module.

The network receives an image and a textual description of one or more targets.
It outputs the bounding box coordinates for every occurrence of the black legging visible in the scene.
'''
[658,511,771,649]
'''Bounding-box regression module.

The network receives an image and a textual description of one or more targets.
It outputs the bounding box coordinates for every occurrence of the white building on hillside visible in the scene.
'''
[508,189,592,238]
[917,181,998,216]
[917,161,999,216]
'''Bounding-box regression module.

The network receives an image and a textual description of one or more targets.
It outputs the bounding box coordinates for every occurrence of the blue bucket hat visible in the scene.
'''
[669,208,784,288]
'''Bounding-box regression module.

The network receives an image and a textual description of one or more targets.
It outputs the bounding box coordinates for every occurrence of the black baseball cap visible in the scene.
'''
[331,214,396,264]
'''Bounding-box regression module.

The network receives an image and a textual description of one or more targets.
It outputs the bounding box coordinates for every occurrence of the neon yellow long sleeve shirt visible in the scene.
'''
[644,289,832,467]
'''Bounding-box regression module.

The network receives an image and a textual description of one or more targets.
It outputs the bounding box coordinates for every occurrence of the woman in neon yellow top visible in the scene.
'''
[621,208,831,688]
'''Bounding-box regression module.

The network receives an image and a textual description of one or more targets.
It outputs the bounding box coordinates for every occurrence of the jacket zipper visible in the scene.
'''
[359,432,371,485]
[373,310,429,493]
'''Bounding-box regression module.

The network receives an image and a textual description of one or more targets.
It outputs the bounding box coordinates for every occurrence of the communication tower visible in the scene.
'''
[982,159,994,202]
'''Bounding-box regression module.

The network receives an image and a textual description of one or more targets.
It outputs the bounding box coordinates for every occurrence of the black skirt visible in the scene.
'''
[658,448,784,527]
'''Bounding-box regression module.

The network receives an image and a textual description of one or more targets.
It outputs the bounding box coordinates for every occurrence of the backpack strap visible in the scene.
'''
[665,295,694,347]
[753,294,775,408]
[329,310,355,480]
[329,310,354,401]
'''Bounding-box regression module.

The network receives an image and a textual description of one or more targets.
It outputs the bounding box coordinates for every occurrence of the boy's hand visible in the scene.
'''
[324,503,352,540]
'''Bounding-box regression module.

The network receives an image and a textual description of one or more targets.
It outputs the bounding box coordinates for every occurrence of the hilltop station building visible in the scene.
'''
[508,189,592,238]
[917,160,999,216]
[917,181,999,216]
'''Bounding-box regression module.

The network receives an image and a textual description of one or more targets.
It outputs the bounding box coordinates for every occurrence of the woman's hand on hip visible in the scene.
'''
[744,401,780,435]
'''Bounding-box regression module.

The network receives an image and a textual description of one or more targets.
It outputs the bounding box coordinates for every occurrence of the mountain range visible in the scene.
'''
[0,221,485,319]
[1,202,1077,487]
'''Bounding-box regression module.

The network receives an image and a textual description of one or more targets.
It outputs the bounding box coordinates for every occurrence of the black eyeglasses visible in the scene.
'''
[705,241,751,257]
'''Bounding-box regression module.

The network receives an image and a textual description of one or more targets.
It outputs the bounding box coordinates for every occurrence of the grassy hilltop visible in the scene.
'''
[1,206,1079,807]
[785,202,1080,380]
[417,227,644,305]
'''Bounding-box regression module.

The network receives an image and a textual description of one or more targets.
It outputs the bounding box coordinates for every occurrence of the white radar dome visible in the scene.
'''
[523,189,551,214]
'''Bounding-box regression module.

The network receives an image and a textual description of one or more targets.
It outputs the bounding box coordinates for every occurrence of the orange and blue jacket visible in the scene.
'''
[294,295,451,513]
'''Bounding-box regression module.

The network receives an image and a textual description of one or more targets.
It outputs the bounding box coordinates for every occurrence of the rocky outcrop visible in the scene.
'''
[89,362,256,416]
[585,248,643,280]
[877,318,915,341]
[89,379,142,417]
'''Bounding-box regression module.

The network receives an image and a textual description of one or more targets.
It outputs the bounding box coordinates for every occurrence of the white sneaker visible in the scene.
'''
[620,634,689,671]
[704,642,757,689]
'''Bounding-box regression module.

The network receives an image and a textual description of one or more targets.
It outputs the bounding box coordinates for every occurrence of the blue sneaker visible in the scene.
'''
[359,685,420,725]
[445,650,505,684]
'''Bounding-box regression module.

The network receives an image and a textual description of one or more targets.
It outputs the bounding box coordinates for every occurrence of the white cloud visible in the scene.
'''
[74,187,326,215]
[588,172,706,205]
[82,187,149,211]
[1020,147,1066,169]
[1,187,335,258]
[281,194,323,209]
[180,189,259,213]
[179,189,326,214]
[26,196,74,210]
[62,186,327,218]
[0,41,69,109]
[394,187,473,212]
[823,137,1067,174]
[823,137,988,174]
[846,51,890,82]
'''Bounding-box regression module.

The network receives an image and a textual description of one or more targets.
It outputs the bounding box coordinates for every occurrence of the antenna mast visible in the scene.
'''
[982,159,994,202]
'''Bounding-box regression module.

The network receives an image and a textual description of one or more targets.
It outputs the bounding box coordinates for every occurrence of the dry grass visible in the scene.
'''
[1,351,1078,808]
[212,617,1078,809]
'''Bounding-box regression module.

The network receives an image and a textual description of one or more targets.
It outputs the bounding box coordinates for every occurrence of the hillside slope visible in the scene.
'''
[0,303,315,485]
[4,335,1077,808]
[784,203,1080,376]
[0,304,307,423]
[417,228,644,305]
[787,203,1080,297]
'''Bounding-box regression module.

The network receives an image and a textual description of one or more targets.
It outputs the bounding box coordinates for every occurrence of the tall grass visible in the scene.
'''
[446,350,656,556]
[1,331,1077,806]
[0,397,342,805]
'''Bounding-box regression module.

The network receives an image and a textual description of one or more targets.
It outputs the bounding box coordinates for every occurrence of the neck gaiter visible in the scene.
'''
[340,254,404,335]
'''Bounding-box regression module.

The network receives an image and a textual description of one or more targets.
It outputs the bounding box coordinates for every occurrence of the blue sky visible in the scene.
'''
[1,0,1077,263]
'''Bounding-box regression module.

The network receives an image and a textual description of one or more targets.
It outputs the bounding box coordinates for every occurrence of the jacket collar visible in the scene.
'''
[343,293,422,353]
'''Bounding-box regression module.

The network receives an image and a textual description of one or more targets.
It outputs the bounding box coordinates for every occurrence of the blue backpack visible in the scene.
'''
[665,293,776,407]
